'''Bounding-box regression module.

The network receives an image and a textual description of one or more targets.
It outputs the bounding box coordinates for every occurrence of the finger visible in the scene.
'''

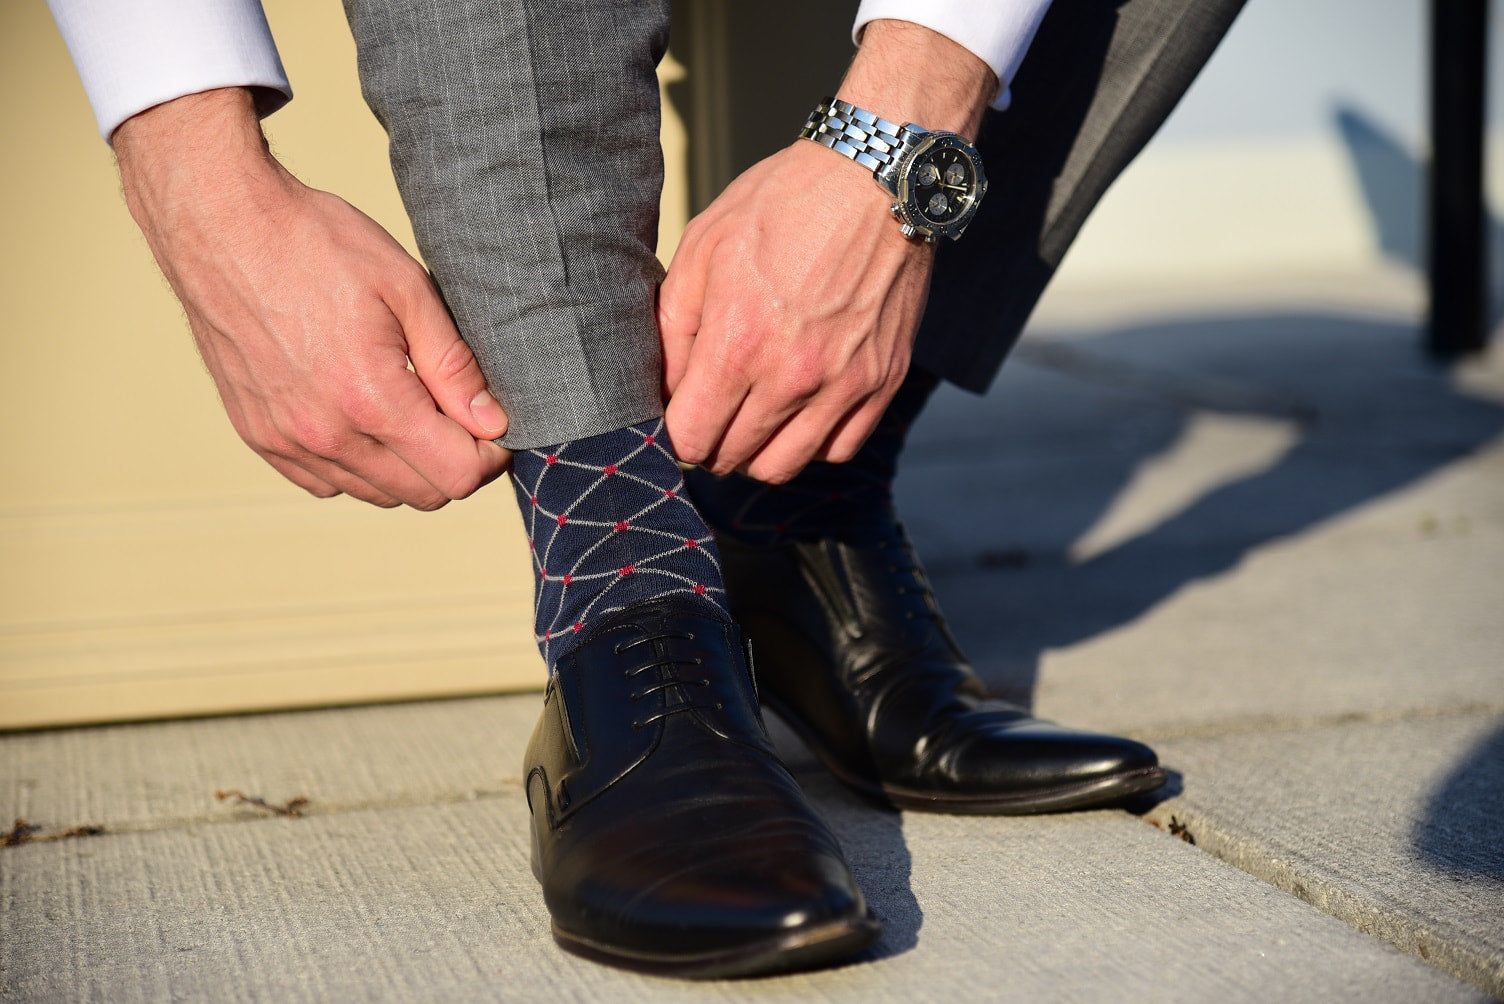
[663,352,748,467]
[700,386,811,477]
[370,369,513,505]
[657,235,709,398]
[318,438,449,509]
[279,451,403,508]
[742,399,862,484]
[818,378,902,464]
[396,272,509,440]
[262,454,342,500]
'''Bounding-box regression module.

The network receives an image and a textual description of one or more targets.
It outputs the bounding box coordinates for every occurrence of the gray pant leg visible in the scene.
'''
[343,0,670,448]
[914,0,1247,392]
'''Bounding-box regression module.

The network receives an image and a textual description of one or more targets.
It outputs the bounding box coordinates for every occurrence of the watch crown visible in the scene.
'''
[899,222,918,239]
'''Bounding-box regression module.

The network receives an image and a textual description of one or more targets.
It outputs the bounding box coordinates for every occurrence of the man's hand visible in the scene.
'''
[658,20,995,483]
[114,88,510,510]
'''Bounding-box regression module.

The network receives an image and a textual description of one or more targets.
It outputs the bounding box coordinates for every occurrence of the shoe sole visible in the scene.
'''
[764,698,1169,815]
[549,911,882,979]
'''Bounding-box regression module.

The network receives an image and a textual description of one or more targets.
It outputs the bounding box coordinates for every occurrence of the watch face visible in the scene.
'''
[896,133,987,240]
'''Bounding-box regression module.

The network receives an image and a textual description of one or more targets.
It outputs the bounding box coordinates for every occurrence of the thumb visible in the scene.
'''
[399,275,508,440]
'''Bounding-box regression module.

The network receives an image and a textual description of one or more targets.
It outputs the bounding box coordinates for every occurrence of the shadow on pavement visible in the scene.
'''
[1414,723,1504,882]
[902,309,1504,704]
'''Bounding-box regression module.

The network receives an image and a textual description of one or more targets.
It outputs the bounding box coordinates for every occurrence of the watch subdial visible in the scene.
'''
[913,147,974,226]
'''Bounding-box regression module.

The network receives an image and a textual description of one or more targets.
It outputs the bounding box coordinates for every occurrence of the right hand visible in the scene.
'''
[113,87,511,510]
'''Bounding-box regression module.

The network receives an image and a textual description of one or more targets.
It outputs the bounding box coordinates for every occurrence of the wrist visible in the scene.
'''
[837,19,994,139]
[114,88,283,226]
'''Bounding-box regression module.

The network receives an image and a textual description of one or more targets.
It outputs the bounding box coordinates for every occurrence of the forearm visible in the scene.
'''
[114,88,281,243]
[836,19,995,140]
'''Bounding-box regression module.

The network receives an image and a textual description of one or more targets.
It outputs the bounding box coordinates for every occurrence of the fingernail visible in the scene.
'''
[470,390,507,435]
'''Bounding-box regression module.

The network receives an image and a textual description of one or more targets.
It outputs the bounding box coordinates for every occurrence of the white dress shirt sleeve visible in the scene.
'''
[47,0,291,142]
[853,0,1054,111]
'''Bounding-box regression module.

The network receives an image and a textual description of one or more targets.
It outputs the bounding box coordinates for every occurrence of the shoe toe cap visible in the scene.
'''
[917,716,1164,810]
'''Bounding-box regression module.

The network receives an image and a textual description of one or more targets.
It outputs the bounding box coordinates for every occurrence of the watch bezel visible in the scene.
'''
[893,132,988,242]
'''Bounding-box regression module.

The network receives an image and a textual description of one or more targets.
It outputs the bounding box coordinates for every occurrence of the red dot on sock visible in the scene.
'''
[620,564,635,575]
[643,435,655,445]
[684,538,697,548]
[539,567,547,577]
[573,621,583,632]
[614,521,629,532]
[603,464,618,476]
[663,489,676,498]
[694,583,707,595]
[562,574,572,586]
[530,496,538,507]
[545,454,557,465]
[557,514,568,526]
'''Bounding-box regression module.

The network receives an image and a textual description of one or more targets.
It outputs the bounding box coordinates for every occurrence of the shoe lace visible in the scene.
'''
[614,631,723,728]
[875,527,941,623]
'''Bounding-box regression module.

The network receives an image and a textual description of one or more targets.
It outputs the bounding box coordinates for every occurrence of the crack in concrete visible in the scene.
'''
[1132,701,1503,742]
[0,777,527,849]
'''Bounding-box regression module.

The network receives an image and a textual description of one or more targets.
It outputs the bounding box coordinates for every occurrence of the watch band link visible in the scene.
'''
[799,97,916,184]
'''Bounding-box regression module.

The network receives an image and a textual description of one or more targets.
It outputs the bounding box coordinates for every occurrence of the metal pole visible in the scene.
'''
[1428,0,1490,358]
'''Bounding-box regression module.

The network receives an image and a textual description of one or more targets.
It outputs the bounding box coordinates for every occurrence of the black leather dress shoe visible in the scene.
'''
[716,523,1167,814]
[523,601,880,978]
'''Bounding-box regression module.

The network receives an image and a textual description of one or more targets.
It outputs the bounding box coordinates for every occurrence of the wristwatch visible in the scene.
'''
[799,97,987,243]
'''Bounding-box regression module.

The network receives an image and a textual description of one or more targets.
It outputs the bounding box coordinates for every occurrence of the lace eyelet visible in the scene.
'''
[685,632,695,641]
[612,644,623,656]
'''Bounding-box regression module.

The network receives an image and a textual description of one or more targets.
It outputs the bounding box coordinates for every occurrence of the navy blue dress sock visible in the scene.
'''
[686,367,941,545]
[509,418,731,667]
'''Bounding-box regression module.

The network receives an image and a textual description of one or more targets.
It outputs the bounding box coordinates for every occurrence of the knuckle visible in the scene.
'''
[410,492,449,512]
[752,461,798,485]
[443,468,485,501]
[288,412,344,458]
[824,441,860,465]
[430,334,479,385]
[337,384,389,434]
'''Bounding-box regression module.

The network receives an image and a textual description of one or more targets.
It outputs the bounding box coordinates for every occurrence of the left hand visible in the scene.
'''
[658,140,932,483]
[658,19,995,483]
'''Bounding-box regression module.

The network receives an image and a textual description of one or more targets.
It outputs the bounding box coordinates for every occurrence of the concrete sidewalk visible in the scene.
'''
[3,276,1502,1000]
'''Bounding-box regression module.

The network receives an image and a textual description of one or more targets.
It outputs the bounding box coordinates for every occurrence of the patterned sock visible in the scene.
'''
[509,418,730,667]
[686,367,941,545]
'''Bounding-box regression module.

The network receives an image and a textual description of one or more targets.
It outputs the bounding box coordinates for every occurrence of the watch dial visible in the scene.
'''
[914,147,973,226]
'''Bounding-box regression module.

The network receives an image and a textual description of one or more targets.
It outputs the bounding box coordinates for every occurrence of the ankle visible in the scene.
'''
[510,418,731,666]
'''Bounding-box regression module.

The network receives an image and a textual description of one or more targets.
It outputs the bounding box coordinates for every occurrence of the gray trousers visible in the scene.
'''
[343,0,1245,449]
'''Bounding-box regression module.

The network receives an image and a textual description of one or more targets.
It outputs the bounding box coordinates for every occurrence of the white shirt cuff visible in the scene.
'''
[47,0,291,142]
[853,0,1054,111]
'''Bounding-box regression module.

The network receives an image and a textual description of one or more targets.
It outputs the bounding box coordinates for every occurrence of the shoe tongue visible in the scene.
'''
[597,598,731,637]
